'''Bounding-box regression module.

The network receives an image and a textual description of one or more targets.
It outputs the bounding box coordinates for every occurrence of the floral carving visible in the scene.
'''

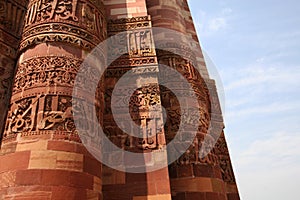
[13,56,82,94]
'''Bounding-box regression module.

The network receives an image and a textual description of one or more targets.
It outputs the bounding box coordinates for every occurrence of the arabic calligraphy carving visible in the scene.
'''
[25,0,79,26]
[5,95,76,135]
[21,0,106,52]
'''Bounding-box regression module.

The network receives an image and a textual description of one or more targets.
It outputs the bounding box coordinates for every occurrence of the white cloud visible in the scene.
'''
[193,7,232,36]
[237,132,300,167]
[224,64,300,91]
[222,8,233,15]
[220,61,300,122]
[226,101,300,120]
[234,132,300,200]
[189,2,300,200]
[208,17,227,31]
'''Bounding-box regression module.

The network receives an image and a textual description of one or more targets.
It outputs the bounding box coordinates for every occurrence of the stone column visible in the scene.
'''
[0,0,28,142]
[146,0,240,200]
[0,0,106,199]
[101,1,172,199]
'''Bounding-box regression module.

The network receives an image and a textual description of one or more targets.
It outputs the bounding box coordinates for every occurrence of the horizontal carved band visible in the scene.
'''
[108,16,151,33]
[21,0,106,52]
[25,0,105,35]
[13,55,82,95]
[21,23,102,46]
[109,57,157,67]
[105,66,159,78]
[108,16,151,24]
[4,95,78,136]
[1,131,81,143]
[19,33,96,51]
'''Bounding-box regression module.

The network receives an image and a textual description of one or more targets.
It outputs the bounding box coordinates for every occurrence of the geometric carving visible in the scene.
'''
[21,23,101,46]
[0,0,242,197]
[157,52,213,168]
[0,0,241,197]
[20,33,97,51]
[110,57,157,68]
[0,0,28,140]
[105,66,159,78]
[103,15,158,161]
[108,16,151,33]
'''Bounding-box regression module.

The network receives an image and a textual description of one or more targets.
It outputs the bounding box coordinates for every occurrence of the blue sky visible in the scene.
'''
[188,0,300,199]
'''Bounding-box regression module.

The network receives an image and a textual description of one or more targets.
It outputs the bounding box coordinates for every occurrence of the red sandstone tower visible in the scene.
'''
[0,0,240,200]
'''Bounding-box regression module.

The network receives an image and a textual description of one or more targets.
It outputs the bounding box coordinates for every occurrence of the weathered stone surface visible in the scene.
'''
[0,0,240,199]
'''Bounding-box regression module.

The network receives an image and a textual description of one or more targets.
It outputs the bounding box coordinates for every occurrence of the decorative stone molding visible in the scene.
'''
[20,0,106,52]
[108,16,151,33]
[13,56,82,95]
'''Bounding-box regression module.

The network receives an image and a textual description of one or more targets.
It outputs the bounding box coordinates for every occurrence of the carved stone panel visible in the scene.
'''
[4,95,76,135]
[13,56,82,95]
[20,0,106,51]
[215,133,237,183]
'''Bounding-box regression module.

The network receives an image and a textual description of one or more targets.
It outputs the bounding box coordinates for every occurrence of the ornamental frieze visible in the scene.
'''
[13,56,82,95]
[103,116,165,151]
[19,33,96,51]
[21,0,106,51]
[4,95,96,136]
[107,29,156,58]
[109,57,157,67]
[108,16,151,33]
[105,66,159,78]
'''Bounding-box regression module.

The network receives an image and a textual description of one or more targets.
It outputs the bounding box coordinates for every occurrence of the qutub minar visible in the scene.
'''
[0,0,240,200]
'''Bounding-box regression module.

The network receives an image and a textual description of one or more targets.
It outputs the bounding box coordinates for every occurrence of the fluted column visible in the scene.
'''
[0,0,106,199]
[101,1,172,199]
[146,0,240,200]
[0,0,28,143]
